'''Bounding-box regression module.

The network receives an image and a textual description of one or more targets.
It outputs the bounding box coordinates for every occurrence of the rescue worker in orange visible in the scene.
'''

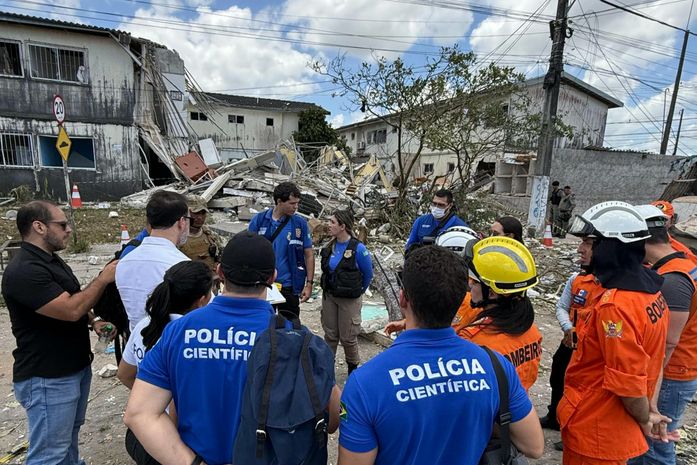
[651,200,697,266]
[461,236,543,392]
[627,205,697,465]
[384,227,480,336]
[560,201,671,465]
[540,233,604,441]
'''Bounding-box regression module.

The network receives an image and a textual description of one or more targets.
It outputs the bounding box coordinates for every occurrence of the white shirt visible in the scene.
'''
[122,314,182,368]
[115,236,189,331]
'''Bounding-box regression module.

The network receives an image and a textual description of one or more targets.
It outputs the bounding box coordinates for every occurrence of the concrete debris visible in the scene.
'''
[108,211,119,218]
[4,210,17,221]
[97,364,118,378]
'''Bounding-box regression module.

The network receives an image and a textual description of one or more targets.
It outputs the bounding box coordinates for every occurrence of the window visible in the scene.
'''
[190,112,208,121]
[447,162,455,173]
[368,129,387,144]
[39,135,95,169]
[0,41,22,77]
[266,118,274,126]
[169,90,183,101]
[423,163,434,174]
[0,134,33,166]
[29,44,87,83]
[228,114,244,124]
[351,132,355,140]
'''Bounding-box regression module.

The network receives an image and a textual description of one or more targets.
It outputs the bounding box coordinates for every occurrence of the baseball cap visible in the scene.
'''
[651,200,674,219]
[220,231,275,287]
[187,194,209,213]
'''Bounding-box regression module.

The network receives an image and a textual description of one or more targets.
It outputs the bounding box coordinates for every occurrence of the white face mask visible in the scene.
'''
[431,206,447,219]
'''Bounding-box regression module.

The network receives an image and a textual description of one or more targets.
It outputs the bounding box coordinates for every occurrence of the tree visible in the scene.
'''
[311,47,548,202]
[292,107,351,163]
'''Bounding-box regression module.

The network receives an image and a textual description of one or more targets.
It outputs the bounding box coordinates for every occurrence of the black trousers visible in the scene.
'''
[547,341,574,420]
[125,428,161,465]
[277,287,301,320]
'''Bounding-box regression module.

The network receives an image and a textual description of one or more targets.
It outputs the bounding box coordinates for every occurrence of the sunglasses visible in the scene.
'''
[46,220,69,230]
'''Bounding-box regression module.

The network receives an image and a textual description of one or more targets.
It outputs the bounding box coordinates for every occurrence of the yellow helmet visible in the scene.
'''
[469,236,538,295]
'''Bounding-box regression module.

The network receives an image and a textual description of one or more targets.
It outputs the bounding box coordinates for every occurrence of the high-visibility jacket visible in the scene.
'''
[460,318,542,391]
[653,253,697,381]
[558,288,668,461]
[669,235,697,266]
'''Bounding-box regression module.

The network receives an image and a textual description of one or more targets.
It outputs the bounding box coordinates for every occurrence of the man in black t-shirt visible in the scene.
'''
[1,201,117,465]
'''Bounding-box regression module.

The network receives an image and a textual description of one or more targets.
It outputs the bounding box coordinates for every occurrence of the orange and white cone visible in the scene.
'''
[70,184,82,208]
[543,224,554,248]
[120,225,130,245]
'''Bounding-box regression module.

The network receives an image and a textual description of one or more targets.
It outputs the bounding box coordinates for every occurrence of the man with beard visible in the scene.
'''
[116,191,191,331]
[1,201,118,465]
[559,201,671,465]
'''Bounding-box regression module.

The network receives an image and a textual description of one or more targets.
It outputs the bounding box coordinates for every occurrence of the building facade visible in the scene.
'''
[336,73,623,183]
[0,13,183,201]
[187,93,324,162]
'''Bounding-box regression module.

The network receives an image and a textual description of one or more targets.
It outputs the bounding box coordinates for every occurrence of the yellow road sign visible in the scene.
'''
[56,126,72,161]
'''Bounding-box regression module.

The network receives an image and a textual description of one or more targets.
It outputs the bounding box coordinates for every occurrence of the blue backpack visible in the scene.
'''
[233,315,335,465]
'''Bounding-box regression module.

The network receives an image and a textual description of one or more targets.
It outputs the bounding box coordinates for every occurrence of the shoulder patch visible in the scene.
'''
[602,320,623,338]
[339,401,348,421]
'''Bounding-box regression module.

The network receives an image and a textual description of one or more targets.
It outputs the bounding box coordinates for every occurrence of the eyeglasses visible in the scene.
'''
[46,220,69,230]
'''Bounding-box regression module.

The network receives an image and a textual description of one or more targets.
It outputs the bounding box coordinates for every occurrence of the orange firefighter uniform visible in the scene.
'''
[558,288,669,463]
[460,318,542,391]
[569,273,605,340]
[451,294,478,335]
[653,254,697,381]
[668,235,697,266]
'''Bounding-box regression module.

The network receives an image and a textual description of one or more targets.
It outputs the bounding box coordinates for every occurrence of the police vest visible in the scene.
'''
[320,238,363,299]
[653,252,697,381]
[180,229,218,271]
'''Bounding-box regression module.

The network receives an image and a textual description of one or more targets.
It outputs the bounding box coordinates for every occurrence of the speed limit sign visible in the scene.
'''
[53,95,65,125]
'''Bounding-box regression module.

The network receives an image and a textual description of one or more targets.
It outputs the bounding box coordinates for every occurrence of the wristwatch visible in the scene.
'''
[191,454,203,465]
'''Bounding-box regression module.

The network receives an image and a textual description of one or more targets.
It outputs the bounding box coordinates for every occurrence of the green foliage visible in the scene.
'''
[292,107,351,162]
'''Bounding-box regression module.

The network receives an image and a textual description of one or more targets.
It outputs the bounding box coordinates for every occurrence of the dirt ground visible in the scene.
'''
[0,240,696,465]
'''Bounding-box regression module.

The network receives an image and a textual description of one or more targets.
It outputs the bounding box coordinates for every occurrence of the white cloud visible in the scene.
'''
[120,5,320,99]
[329,113,344,128]
[276,0,475,58]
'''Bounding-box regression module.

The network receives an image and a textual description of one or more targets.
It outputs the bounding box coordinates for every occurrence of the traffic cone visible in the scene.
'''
[543,224,554,248]
[70,184,82,208]
[120,225,130,245]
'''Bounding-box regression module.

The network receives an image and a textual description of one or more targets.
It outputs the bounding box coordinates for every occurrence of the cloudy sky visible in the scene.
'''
[4,0,697,155]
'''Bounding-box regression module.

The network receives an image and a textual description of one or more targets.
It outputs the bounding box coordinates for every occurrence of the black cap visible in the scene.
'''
[220,231,275,287]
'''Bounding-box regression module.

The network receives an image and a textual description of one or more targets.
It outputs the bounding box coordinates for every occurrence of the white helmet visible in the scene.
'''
[634,205,669,229]
[568,201,650,243]
[436,226,479,256]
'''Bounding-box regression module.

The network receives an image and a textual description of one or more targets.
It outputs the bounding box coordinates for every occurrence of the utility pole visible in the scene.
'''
[527,0,571,236]
[662,30,689,154]
[600,1,694,155]
[673,108,685,156]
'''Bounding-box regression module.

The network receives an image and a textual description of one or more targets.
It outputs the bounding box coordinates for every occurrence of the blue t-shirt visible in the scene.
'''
[120,228,149,257]
[405,214,468,249]
[137,296,275,465]
[248,210,312,288]
[327,239,374,291]
[339,328,532,465]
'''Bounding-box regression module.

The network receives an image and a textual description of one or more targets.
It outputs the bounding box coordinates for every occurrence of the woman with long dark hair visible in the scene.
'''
[117,260,213,465]
[490,216,524,243]
[461,236,542,391]
[320,209,373,375]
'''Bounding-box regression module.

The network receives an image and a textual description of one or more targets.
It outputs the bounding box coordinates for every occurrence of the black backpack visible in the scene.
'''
[233,314,335,465]
[92,239,141,363]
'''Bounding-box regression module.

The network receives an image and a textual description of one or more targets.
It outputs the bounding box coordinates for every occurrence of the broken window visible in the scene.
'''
[0,41,22,77]
[0,133,33,167]
[423,163,434,174]
[228,114,244,124]
[191,112,208,121]
[266,118,274,126]
[28,44,87,83]
[39,135,95,169]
